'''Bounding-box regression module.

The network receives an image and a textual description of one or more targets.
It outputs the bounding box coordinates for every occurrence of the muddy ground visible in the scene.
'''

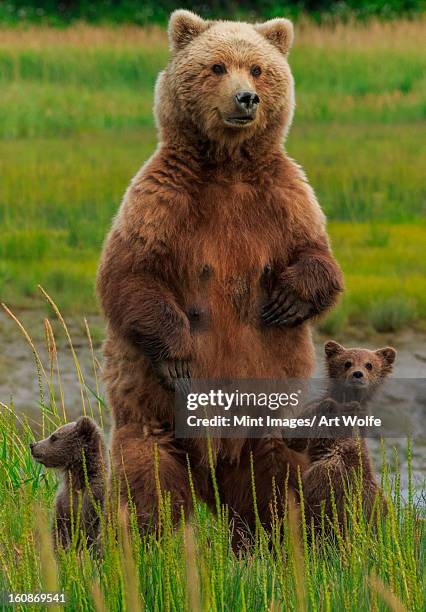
[1,308,425,502]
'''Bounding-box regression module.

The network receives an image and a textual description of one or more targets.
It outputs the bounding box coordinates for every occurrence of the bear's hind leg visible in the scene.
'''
[111,424,194,532]
[217,439,302,550]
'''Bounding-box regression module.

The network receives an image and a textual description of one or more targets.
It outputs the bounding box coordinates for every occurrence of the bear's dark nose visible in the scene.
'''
[30,442,35,450]
[352,370,364,379]
[235,90,260,112]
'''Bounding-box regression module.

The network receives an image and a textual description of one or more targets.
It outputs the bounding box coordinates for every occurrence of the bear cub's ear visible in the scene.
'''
[75,416,96,438]
[168,10,209,53]
[375,347,397,367]
[255,18,294,55]
[324,340,346,359]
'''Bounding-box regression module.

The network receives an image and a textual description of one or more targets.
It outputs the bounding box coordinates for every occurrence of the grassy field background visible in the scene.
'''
[0,20,425,610]
[0,20,425,334]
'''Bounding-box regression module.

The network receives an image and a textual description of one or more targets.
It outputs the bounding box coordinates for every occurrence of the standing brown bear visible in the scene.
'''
[97,10,343,532]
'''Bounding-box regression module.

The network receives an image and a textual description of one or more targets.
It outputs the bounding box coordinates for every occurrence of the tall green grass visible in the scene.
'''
[0,21,425,327]
[0,301,424,610]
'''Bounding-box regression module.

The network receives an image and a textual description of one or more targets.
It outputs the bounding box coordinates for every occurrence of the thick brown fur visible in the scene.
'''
[216,437,309,547]
[97,11,343,534]
[30,417,107,550]
[302,341,396,532]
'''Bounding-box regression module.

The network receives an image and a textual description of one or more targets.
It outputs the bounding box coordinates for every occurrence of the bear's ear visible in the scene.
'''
[255,18,294,55]
[168,10,209,53]
[75,416,95,438]
[324,340,345,358]
[375,347,397,367]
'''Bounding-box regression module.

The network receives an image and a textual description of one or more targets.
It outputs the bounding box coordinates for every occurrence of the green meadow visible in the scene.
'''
[0,20,425,333]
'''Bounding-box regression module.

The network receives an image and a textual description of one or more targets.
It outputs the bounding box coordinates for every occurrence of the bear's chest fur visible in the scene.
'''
[127,163,307,325]
[175,180,292,322]
[185,182,290,262]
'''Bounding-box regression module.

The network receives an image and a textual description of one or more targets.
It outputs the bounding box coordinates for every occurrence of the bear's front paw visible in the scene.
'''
[341,400,367,419]
[317,397,340,416]
[154,359,191,392]
[261,289,315,327]
[317,399,367,437]
[317,398,365,418]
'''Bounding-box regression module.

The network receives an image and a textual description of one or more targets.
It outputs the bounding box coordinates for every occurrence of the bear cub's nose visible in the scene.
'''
[235,90,260,112]
[352,370,364,379]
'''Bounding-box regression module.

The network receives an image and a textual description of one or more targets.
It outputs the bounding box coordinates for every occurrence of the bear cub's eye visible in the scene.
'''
[50,434,58,442]
[344,361,352,369]
[251,65,262,78]
[212,63,226,75]
[365,362,373,370]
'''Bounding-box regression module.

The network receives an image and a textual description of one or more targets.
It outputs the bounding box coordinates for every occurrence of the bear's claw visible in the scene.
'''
[261,290,314,327]
[154,359,191,392]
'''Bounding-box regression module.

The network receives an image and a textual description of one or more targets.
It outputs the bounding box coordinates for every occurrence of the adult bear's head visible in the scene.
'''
[155,10,295,150]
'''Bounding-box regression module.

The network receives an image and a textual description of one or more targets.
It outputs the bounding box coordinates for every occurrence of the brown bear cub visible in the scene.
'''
[302,341,396,532]
[30,417,107,550]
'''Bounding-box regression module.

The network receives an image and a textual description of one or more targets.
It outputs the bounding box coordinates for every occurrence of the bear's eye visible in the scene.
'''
[365,362,373,371]
[50,434,58,442]
[251,65,262,78]
[212,63,226,75]
[344,361,352,369]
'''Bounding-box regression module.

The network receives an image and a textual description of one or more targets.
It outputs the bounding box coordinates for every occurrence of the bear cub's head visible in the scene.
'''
[324,341,396,401]
[157,10,295,146]
[30,416,103,470]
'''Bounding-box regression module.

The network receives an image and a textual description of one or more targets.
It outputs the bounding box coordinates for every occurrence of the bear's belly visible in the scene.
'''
[183,245,315,380]
[190,316,315,380]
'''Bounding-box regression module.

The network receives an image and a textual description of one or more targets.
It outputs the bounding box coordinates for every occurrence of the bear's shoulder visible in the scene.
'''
[116,152,193,242]
[270,155,326,232]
